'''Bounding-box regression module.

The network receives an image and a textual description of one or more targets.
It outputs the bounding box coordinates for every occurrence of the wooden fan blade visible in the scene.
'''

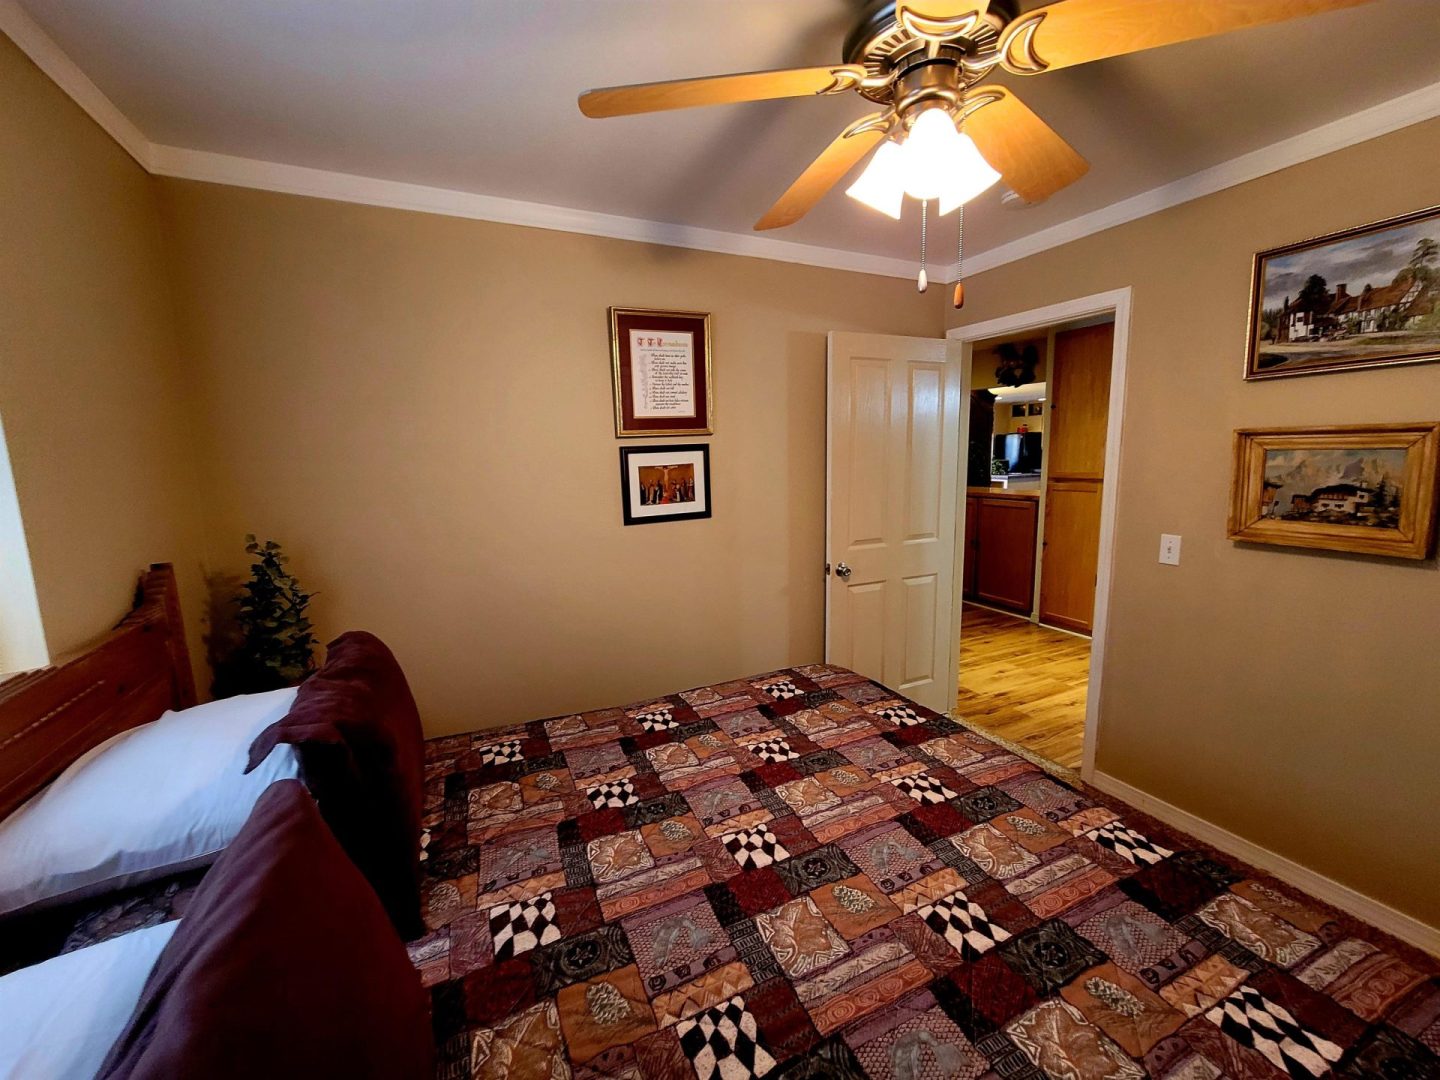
[998,0,1375,75]
[579,65,869,118]
[753,115,890,231]
[963,86,1088,204]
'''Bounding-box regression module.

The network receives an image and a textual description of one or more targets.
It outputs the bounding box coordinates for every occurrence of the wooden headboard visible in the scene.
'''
[0,563,196,820]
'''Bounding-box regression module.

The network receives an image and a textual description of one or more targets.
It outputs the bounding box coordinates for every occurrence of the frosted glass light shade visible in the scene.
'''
[901,108,1001,213]
[845,139,905,219]
[901,108,959,200]
[937,132,1001,214]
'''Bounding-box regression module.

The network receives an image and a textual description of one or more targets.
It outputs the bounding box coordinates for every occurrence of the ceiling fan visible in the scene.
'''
[579,0,1372,262]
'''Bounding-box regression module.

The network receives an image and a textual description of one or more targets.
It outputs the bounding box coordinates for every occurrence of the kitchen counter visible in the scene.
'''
[968,486,1039,501]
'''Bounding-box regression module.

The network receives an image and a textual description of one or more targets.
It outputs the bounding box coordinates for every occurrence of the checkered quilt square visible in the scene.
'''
[722,824,790,870]
[1205,985,1344,1078]
[414,666,1440,1079]
[918,893,1012,960]
[487,892,561,961]
[586,778,640,809]
[677,995,778,1080]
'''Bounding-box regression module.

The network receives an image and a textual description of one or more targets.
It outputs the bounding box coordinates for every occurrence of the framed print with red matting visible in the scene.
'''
[609,307,713,437]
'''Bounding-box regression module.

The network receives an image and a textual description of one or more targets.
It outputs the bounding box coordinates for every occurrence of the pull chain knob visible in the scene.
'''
[917,199,929,293]
[952,203,965,309]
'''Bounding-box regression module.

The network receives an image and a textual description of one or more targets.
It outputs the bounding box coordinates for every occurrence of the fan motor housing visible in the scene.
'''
[843,0,1018,103]
[892,51,968,117]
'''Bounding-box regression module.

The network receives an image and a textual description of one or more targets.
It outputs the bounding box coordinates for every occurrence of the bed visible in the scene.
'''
[0,564,431,1076]
[413,665,1440,1080]
[0,565,208,969]
[0,566,425,962]
[6,569,1434,1078]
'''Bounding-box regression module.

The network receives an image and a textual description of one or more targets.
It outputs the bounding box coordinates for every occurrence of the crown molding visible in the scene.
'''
[953,78,1440,279]
[7,6,1440,284]
[0,0,149,168]
[146,144,920,281]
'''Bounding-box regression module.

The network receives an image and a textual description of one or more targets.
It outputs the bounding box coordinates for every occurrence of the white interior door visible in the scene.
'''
[826,331,962,713]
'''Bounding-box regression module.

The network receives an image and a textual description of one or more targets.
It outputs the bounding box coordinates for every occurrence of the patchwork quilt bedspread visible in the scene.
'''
[413,665,1440,1080]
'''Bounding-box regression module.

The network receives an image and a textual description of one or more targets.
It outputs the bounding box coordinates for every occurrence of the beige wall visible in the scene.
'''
[0,35,207,681]
[157,180,941,733]
[950,118,1440,926]
[8,16,1437,927]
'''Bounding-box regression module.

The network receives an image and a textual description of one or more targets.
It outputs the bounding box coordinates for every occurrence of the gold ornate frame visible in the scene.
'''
[609,307,714,438]
[1227,422,1439,560]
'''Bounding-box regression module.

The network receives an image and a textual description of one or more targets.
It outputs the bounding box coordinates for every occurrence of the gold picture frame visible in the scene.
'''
[1227,422,1439,560]
[609,307,714,437]
[1244,204,1440,380]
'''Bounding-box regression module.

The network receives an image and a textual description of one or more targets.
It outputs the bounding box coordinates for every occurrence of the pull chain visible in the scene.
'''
[952,203,965,309]
[952,101,968,309]
[917,199,929,293]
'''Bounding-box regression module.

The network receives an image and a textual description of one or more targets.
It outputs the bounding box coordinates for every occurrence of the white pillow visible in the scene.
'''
[0,688,301,917]
[0,920,178,1078]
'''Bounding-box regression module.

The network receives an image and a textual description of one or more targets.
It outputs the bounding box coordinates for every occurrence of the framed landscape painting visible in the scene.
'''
[1228,422,1438,559]
[1245,205,1440,380]
[619,443,711,526]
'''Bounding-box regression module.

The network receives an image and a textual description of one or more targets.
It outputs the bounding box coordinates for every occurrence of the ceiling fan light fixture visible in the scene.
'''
[845,138,906,219]
[580,0,1365,234]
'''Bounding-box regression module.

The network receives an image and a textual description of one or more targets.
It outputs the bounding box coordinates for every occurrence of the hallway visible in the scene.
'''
[955,603,1089,770]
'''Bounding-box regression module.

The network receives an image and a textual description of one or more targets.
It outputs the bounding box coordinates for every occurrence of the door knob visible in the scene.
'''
[834,562,853,579]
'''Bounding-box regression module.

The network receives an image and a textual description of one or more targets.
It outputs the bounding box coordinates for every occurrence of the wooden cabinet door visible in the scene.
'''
[1047,324,1112,480]
[1039,323,1113,634]
[963,495,980,598]
[975,497,1037,613]
[1039,480,1102,632]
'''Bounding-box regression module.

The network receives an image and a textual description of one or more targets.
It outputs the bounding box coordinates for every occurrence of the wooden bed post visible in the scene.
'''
[141,563,198,711]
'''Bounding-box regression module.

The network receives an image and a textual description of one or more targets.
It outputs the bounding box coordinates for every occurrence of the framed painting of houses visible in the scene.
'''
[1228,423,1439,559]
[1245,204,1440,380]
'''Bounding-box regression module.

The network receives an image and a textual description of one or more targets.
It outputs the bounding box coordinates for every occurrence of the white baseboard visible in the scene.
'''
[1089,770,1440,958]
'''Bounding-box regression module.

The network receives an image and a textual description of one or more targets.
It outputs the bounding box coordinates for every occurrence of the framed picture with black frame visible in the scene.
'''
[619,443,712,526]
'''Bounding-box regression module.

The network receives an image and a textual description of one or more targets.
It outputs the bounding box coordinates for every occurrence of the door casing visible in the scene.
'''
[946,288,1133,782]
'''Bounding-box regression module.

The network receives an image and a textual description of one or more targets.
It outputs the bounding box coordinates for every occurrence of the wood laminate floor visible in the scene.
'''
[955,603,1089,770]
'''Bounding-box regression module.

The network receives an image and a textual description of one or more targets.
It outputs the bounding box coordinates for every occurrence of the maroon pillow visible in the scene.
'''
[247,631,424,938]
[97,780,432,1078]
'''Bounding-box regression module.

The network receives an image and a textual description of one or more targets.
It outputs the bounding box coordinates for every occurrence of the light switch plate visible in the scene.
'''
[1159,534,1182,565]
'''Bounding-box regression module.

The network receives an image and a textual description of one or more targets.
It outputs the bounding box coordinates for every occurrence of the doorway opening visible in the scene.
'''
[947,290,1131,781]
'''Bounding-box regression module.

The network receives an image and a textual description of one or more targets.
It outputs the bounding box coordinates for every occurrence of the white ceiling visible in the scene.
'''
[14,0,1440,268]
